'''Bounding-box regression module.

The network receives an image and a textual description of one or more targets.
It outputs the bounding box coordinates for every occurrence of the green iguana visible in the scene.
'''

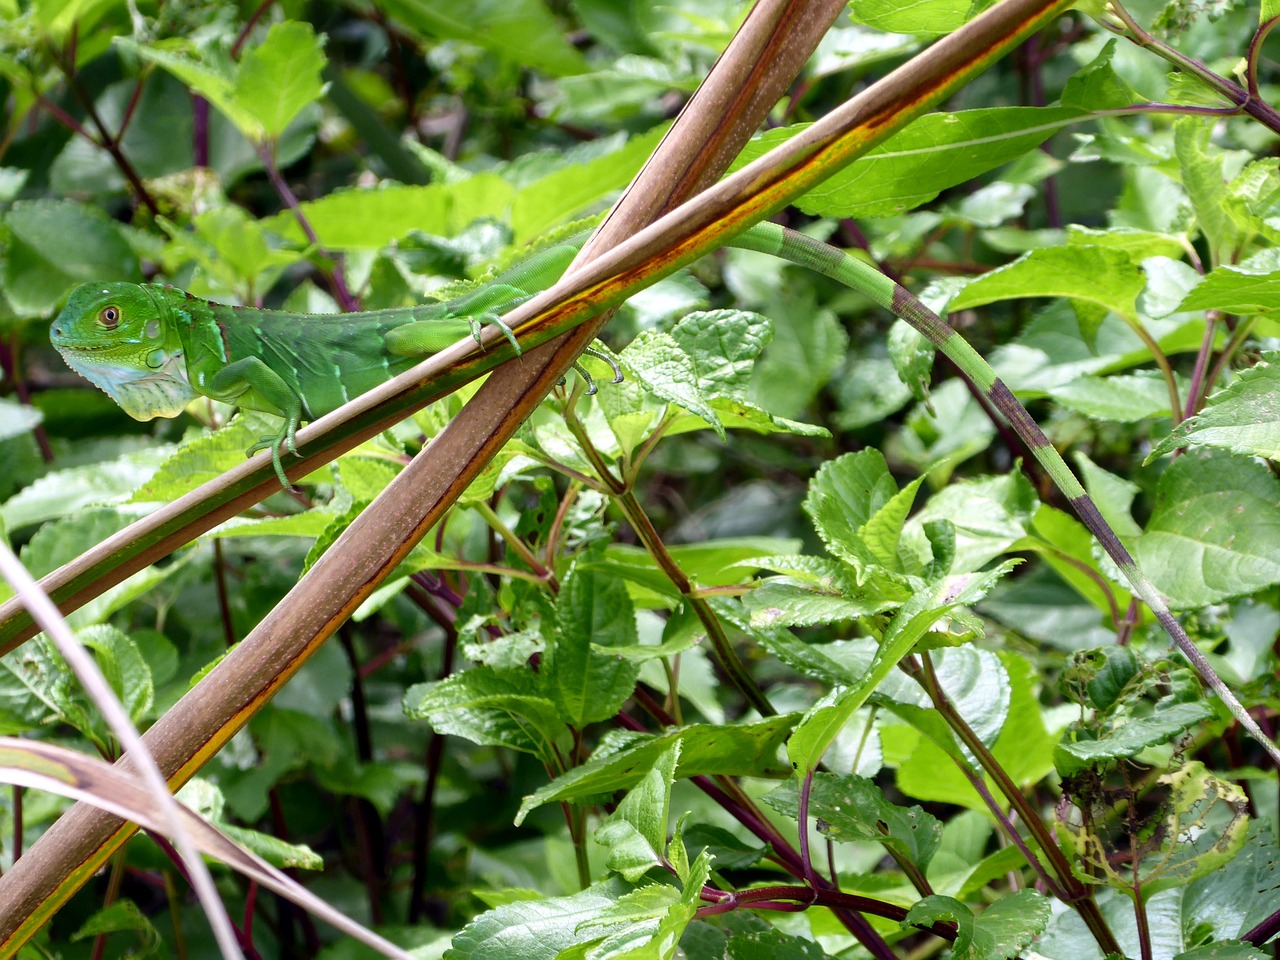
[49,222,1280,766]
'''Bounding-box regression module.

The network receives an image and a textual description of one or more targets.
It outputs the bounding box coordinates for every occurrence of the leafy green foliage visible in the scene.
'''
[2,0,1279,957]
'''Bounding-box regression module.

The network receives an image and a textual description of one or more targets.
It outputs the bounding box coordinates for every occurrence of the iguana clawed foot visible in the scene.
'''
[246,419,301,491]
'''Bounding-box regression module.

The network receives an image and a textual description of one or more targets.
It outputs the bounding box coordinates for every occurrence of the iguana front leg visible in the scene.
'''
[204,357,305,489]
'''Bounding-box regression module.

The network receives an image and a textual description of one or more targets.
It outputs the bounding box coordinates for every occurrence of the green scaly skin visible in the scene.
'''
[51,223,1277,763]
[50,240,582,488]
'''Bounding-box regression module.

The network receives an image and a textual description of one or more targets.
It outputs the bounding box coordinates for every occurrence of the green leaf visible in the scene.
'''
[2,199,140,315]
[78,625,153,726]
[596,743,679,880]
[447,879,632,960]
[1054,700,1213,776]
[1132,450,1280,607]
[0,399,41,443]
[621,331,723,437]
[1061,40,1144,111]
[1054,372,1177,422]
[1176,248,1280,314]
[763,772,943,871]
[2,445,174,531]
[950,244,1145,323]
[516,716,795,823]
[668,310,772,400]
[548,566,641,728]
[725,926,826,960]
[376,0,588,78]
[233,21,328,140]
[802,449,918,578]
[787,562,1016,776]
[263,178,515,249]
[16,508,175,629]
[1150,356,1280,462]
[1175,118,1248,266]
[71,900,159,951]
[902,891,1051,960]
[846,0,999,38]
[740,108,1082,219]
[403,668,569,766]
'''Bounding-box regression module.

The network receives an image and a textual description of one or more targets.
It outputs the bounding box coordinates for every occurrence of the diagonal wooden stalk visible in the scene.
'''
[0,0,1074,651]
[0,0,842,949]
[0,1,1074,951]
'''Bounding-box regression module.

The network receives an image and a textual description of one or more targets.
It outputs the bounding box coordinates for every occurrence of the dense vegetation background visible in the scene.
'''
[0,0,1279,957]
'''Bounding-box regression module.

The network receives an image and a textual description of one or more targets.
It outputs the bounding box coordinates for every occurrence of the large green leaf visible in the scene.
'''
[1132,450,1280,607]
[1,199,140,315]
[1149,356,1280,461]
[739,107,1081,218]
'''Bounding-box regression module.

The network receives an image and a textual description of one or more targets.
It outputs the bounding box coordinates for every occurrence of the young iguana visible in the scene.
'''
[49,222,1280,765]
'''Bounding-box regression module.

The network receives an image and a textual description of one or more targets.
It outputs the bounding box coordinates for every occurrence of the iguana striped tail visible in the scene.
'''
[731,222,1280,768]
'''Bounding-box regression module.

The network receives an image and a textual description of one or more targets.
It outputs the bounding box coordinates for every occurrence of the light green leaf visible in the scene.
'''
[1149,356,1280,461]
[1054,372,1177,422]
[621,331,722,437]
[2,445,173,531]
[787,562,1017,776]
[376,0,588,78]
[263,178,515,249]
[595,743,679,881]
[78,625,152,726]
[724,925,826,960]
[668,310,772,400]
[802,449,910,577]
[740,107,1082,219]
[233,22,327,140]
[846,0,999,38]
[950,244,1145,324]
[0,399,41,442]
[1176,248,1280,314]
[1132,450,1280,607]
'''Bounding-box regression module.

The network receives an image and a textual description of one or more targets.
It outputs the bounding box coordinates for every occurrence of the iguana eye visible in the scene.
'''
[99,305,121,329]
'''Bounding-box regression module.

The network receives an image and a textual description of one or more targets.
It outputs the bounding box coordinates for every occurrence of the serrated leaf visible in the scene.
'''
[725,926,825,960]
[233,22,327,140]
[446,879,631,960]
[787,562,1017,776]
[2,445,174,530]
[902,891,1050,960]
[802,449,911,578]
[78,625,152,726]
[1149,356,1280,462]
[403,669,569,766]
[1054,700,1213,776]
[377,0,588,78]
[548,566,641,728]
[621,331,722,437]
[763,772,942,871]
[516,716,795,823]
[667,309,771,400]
[1054,372,1177,422]
[596,743,679,880]
[1132,450,1280,607]
[263,178,515,249]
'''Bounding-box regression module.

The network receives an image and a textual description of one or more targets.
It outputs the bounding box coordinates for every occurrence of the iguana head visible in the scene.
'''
[50,282,196,421]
